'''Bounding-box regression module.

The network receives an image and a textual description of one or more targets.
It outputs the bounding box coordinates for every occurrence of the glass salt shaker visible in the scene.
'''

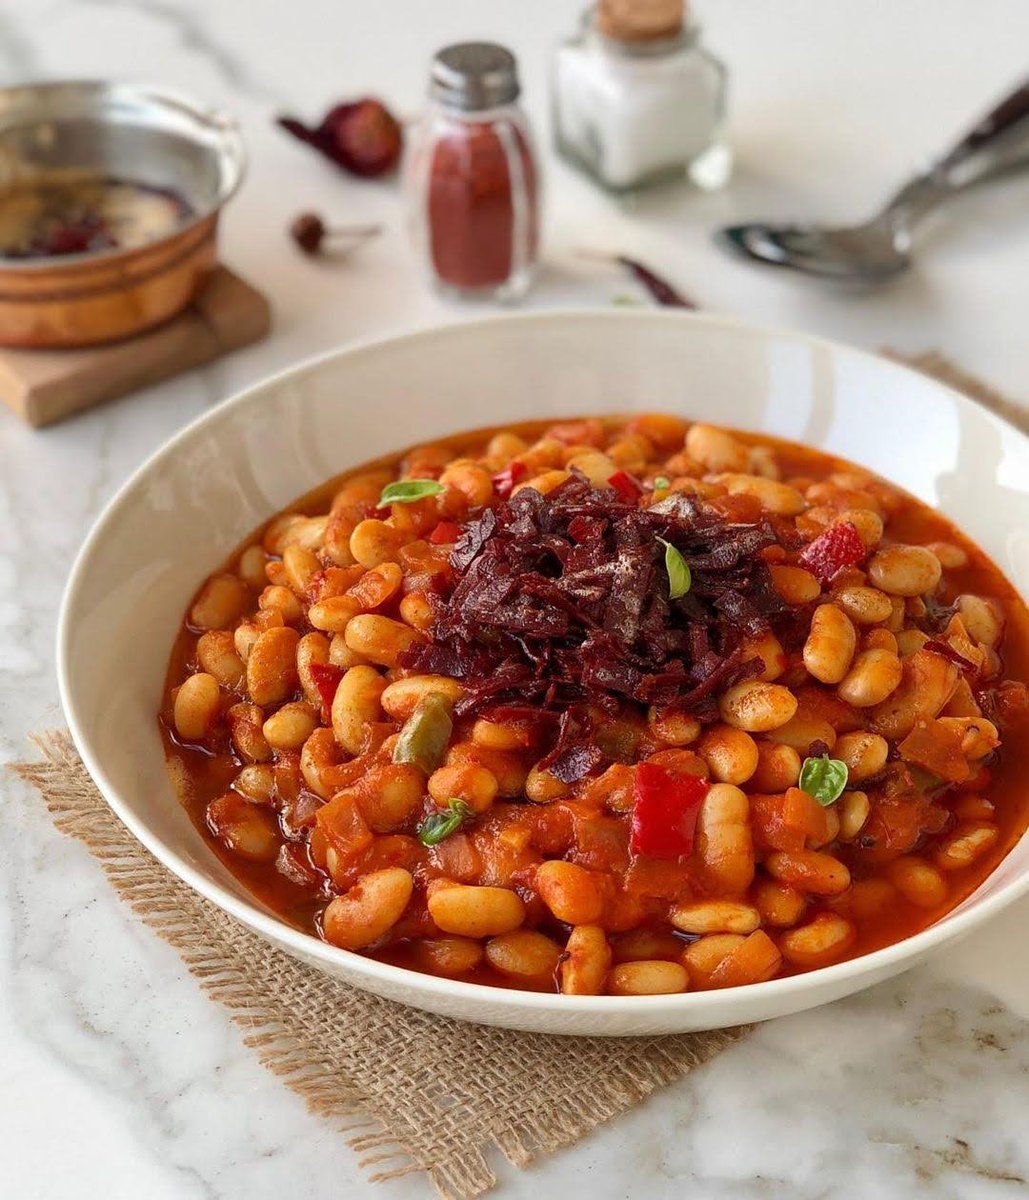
[405,42,540,301]
[552,0,731,193]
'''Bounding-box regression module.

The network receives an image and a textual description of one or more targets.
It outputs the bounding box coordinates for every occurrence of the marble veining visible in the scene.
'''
[1,1,1029,1197]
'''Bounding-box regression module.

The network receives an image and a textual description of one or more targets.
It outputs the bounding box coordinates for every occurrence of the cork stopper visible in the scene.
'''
[596,0,685,42]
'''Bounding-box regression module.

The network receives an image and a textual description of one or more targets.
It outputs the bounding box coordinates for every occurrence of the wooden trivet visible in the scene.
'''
[0,266,271,428]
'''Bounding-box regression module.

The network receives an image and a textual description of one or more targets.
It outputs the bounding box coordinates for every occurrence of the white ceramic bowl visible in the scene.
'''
[58,311,1029,1036]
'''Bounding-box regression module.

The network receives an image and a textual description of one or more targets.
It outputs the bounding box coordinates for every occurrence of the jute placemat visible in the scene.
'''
[11,351,1025,1199]
[13,731,747,1199]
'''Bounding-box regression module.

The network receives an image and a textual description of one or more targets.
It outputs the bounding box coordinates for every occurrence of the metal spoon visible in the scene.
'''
[720,79,1029,280]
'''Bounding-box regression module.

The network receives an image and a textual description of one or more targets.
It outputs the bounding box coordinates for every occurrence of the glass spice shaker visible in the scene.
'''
[552,0,731,193]
[405,42,540,302]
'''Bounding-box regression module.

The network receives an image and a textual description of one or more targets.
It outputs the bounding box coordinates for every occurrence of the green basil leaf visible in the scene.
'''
[653,476,671,490]
[417,798,472,847]
[799,755,849,807]
[380,478,445,505]
[657,537,692,600]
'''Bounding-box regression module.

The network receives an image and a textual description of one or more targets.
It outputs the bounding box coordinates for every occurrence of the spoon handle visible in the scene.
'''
[880,79,1029,227]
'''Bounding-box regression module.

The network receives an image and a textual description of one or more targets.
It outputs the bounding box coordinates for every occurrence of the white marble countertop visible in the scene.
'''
[2,2,1028,1197]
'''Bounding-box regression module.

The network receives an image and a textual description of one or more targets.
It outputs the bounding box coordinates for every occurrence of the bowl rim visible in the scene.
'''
[56,307,1029,1017]
[0,79,246,272]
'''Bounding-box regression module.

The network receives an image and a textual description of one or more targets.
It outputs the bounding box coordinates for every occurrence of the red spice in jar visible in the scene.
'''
[427,119,538,290]
[410,42,540,300]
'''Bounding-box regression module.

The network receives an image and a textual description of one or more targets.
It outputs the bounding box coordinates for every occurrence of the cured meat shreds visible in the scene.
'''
[402,473,797,736]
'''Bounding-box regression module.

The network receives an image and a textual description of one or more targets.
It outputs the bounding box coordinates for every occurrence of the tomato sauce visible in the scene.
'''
[160,418,1029,992]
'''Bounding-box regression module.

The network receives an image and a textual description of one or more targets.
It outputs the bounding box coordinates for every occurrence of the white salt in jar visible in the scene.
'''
[552,0,731,193]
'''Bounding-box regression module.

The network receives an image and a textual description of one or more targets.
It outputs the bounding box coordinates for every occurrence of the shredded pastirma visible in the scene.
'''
[405,473,803,728]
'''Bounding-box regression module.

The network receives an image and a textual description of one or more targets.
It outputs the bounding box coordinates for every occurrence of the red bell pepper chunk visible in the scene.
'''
[608,469,642,503]
[493,461,527,499]
[630,762,709,859]
[798,521,867,585]
[429,520,463,545]
[308,662,343,715]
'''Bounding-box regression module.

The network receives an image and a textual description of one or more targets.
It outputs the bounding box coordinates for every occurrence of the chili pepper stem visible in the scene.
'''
[315,225,384,260]
[325,224,384,243]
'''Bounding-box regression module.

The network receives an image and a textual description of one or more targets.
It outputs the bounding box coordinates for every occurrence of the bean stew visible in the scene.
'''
[160,415,1029,995]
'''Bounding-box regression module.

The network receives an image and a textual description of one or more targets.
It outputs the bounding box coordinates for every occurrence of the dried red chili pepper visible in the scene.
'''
[277,98,403,177]
[630,762,709,859]
[582,252,697,308]
[616,256,696,308]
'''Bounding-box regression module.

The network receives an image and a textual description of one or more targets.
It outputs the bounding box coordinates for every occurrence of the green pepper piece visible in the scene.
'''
[393,693,454,774]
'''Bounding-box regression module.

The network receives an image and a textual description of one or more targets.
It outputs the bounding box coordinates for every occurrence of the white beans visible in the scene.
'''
[607,960,689,996]
[696,725,759,785]
[196,631,245,689]
[559,925,612,996]
[696,783,755,894]
[173,672,220,740]
[485,931,563,980]
[262,701,318,751]
[685,423,748,472]
[780,913,856,968]
[837,648,903,707]
[427,883,526,938]
[932,823,999,871]
[835,584,893,625]
[322,868,414,950]
[837,790,871,841]
[246,626,300,707]
[834,731,889,782]
[381,675,465,721]
[669,901,761,935]
[189,574,248,631]
[719,680,798,732]
[956,595,1004,649]
[803,604,857,685]
[331,665,386,755]
[721,474,806,516]
[868,545,942,597]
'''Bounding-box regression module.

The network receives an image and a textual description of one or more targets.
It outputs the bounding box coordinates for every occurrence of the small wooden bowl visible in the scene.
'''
[0,82,245,348]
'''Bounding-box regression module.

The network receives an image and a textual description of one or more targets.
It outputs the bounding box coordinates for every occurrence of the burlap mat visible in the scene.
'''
[10,351,1025,1199]
[13,731,747,1199]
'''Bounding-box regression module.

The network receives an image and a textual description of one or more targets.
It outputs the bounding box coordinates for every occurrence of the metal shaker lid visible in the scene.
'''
[430,42,520,111]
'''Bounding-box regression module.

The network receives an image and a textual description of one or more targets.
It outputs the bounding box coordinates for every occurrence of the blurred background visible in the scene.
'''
[1,0,1025,394]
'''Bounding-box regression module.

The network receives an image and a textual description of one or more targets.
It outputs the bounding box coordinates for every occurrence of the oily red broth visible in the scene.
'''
[161,416,1029,993]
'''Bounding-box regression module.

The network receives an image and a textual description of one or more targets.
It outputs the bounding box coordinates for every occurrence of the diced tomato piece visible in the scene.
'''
[630,762,709,860]
[492,461,527,499]
[429,520,463,544]
[750,793,806,854]
[798,521,867,585]
[706,930,783,989]
[608,469,642,503]
[783,786,831,846]
[623,855,692,900]
[314,792,373,876]
[308,662,343,714]
[898,719,973,783]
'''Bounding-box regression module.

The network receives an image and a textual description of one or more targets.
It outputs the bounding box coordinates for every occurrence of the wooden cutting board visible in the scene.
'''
[0,266,271,428]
